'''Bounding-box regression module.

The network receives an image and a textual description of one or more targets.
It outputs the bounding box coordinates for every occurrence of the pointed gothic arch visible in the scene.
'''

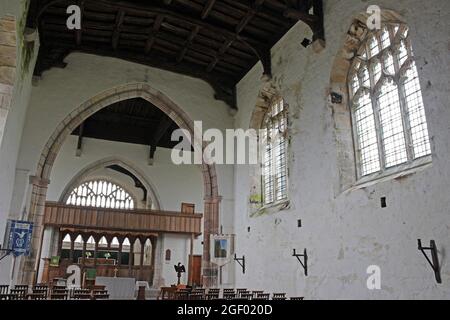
[21,83,221,287]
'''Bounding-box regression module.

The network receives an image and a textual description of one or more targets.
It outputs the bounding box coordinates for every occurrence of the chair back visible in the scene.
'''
[272,293,286,300]
[0,285,9,294]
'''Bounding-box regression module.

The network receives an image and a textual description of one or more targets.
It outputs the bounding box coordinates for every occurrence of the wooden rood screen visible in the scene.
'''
[44,202,202,235]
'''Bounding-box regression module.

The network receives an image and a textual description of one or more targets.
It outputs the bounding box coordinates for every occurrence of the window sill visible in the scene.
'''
[345,155,432,193]
[251,199,291,217]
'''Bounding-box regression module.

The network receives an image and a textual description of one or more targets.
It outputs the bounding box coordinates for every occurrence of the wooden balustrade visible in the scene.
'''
[44,202,202,235]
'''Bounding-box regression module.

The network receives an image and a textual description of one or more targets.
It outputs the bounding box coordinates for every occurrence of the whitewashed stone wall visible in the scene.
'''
[5,51,235,285]
[0,0,38,285]
[233,0,450,299]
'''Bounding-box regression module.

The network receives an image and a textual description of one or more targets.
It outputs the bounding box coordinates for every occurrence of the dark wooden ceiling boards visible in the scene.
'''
[72,98,180,155]
[27,0,324,108]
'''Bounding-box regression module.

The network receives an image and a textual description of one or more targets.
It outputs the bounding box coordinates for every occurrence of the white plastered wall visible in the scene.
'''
[233,0,450,299]
[0,0,38,285]
[6,52,235,285]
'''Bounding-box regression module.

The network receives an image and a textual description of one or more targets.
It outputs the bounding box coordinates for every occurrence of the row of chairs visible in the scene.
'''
[0,284,109,300]
[169,288,304,301]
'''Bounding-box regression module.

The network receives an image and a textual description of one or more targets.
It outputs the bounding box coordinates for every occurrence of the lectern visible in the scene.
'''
[174,263,186,285]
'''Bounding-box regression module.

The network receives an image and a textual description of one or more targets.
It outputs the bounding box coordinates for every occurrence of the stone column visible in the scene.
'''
[69,236,75,262]
[139,239,145,280]
[152,234,165,287]
[202,196,221,288]
[117,241,123,267]
[93,241,98,267]
[19,176,50,286]
[128,239,134,277]
[81,238,87,268]
[150,237,157,286]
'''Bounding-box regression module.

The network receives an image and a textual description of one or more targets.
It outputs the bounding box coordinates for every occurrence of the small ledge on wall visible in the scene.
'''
[342,157,433,195]
[249,199,291,217]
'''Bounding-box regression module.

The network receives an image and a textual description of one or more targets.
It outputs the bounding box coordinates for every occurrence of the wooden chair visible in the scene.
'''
[28,293,47,300]
[290,297,305,300]
[10,288,27,300]
[0,294,19,300]
[254,293,270,300]
[51,288,68,300]
[51,285,66,292]
[14,285,29,291]
[72,289,91,300]
[33,285,48,299]
[189,293,204,300]
[93,290,109,300]
[192,288,205,294]
[50,293,68,300]
[190,288,205,299]
[205,293,219,300]
[223,288,235,294]
[236,288,248,298]
[208,288,220,295]
[173,291,189,300]
[158,287,177,300]
[272,293,287,300]
[223,293,236,300]
[0,285,9,295]
[240,293,253,300]
[34,284,48,290]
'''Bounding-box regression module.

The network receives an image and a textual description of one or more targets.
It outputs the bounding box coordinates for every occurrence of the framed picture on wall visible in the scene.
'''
[210,234,234,266]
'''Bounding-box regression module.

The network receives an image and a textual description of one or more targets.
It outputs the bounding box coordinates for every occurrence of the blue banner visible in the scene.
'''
[6,220,33,257]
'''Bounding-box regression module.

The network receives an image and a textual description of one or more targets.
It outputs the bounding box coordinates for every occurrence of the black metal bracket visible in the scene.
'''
[234,254,245,274]
[293,248,308,276]
[0,247,12,262]
[418,239,441,284]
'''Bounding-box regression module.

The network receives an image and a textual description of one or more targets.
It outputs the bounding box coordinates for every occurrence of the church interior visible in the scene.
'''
[0,0,449,300]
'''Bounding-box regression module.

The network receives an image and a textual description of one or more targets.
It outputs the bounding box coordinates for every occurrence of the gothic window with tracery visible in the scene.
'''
[66,180,135,209]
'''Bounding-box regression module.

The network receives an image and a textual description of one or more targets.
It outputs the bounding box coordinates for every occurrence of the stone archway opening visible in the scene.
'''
[20,83,221,287]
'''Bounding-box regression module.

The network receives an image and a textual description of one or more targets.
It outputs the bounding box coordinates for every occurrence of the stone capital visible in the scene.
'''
[29,175,50,187]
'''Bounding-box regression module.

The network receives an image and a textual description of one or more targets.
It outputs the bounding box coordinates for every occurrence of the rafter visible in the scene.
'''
[145,14,164,54]
[177,25,200,63]
[28,0,322,109]
[148,116,172,165]
[76,121,84,157]
[201,0,217,19]
[112,9,125,50]
[75,0,85,45]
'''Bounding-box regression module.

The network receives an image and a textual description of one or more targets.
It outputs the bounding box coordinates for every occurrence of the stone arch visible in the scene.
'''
[58,157,163,210]
[248,81,291,215]
[249,81,279,130]
[22,83,221,286]
[0,15,17,145]
[329,9,406,192]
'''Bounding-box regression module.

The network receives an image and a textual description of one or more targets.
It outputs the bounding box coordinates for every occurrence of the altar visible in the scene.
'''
[95,277,136,300]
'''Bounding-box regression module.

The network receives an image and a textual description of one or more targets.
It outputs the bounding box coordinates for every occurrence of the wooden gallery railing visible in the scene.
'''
[43,202,203,235]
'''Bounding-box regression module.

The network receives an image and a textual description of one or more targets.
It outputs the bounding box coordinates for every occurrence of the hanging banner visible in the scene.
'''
[4,220,34,257]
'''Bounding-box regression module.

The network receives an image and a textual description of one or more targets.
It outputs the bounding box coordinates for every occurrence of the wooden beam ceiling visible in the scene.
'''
[27,0,325,109]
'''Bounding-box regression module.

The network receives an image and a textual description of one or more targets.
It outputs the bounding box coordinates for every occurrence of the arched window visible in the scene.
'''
[66,180,135,209]
[165,249,171,261]
[349,23,431,177]
[261,98,288,205]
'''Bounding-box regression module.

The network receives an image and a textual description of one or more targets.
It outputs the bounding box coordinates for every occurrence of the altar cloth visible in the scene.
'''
[95,277,136,300]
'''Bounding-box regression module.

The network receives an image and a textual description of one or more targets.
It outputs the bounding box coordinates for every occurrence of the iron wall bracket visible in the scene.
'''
[293,248,308,276]
[234,254,245,274]
[418,239,441,284]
